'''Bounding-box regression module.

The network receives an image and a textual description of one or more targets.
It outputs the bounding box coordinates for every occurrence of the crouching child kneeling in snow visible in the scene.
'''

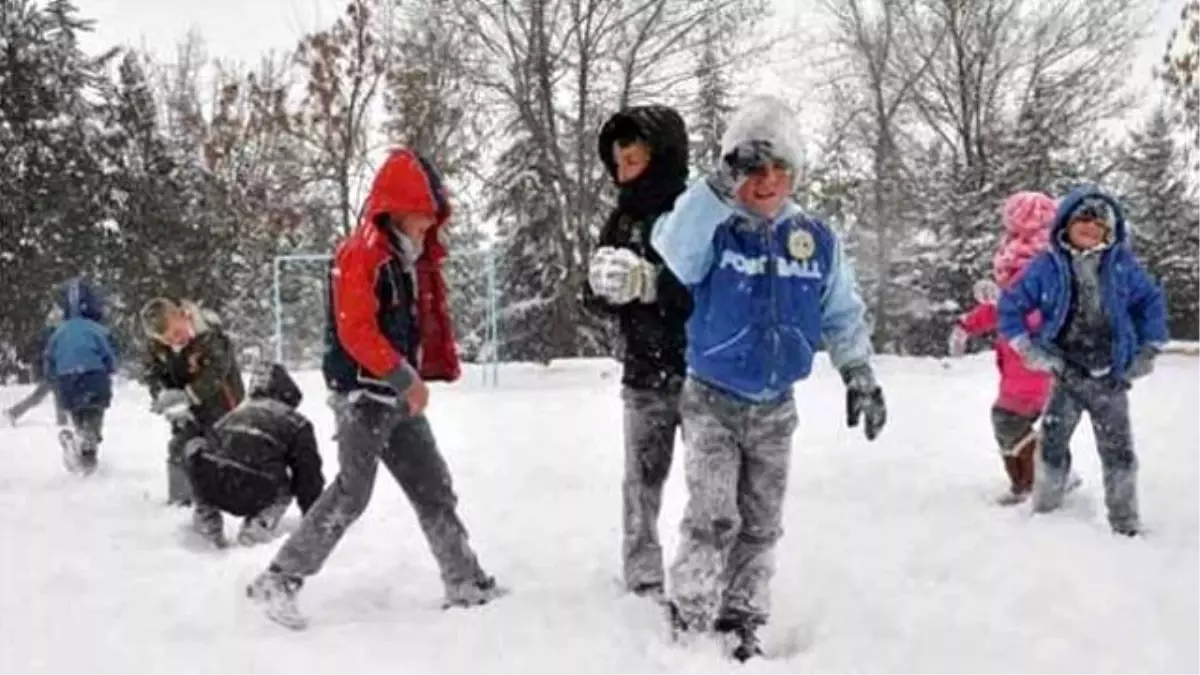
[650,96,886,661]
[183,362,325,549]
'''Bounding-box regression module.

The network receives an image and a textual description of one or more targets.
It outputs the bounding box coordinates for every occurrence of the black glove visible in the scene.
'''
[841,363,887,441]
[707,139,779,200]
[1125,345,1160,381]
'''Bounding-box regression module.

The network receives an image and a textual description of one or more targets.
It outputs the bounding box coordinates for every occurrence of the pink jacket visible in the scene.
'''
[958,191,1057,416]
[958,303,1052,416]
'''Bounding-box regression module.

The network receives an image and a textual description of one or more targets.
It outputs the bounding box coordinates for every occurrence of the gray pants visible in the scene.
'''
[668,377,797,629]
[7,380,67,426]
[167,429,197,506]
[271,396,487,592]
[194,493,291,545]
[621,386,680,592]
[1036,375,1138,531]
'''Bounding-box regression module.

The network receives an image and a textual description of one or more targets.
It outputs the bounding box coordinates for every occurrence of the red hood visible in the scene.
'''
[361,148,452,262]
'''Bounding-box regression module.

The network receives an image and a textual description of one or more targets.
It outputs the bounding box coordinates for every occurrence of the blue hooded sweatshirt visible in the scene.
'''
[650,97,872,401]
[44,278,116,411]
[997,187,1168,380]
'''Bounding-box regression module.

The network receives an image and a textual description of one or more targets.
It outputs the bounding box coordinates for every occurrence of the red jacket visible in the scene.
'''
[326,149,461,389]
[958,302,1051,416]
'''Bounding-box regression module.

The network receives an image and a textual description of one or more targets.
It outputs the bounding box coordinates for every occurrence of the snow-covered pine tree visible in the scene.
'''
[1121,106,1200,339]
[0,0,114,375]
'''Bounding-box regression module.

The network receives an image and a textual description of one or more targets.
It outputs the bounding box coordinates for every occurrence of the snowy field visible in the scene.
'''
[0,354,1196,673]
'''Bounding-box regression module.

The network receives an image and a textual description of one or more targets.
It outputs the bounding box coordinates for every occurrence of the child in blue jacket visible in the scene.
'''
[650,95,886,661]
[998,187,1167,537]
[44,278,117,474]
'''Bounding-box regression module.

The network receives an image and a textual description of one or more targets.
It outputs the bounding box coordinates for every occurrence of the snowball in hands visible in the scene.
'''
[588,247,658,305]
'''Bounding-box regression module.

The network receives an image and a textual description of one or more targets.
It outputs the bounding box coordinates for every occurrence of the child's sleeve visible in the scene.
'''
[997,256,1046,340]
[42,329,59,380]
[820,237,873,371]
[650,179,734,285]
[141,347,167,400]
[97,327,118,374]
[186,331,236,407]
[958,303,998,337]
[1126,256,1169,349]
[287,420,326,515]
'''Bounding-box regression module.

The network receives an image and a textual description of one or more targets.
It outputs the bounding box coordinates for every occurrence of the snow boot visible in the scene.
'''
[247,568,306,630]
[443,575,506,609]
[714,614,764,662]
[632,582,665,603]
[997,435,1037,506]
[58,428,82,474]
[665,601,694,642]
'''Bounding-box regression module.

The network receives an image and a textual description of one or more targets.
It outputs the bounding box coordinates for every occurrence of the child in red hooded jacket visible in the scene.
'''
[247,149,500,629]
[949,191,1057,505]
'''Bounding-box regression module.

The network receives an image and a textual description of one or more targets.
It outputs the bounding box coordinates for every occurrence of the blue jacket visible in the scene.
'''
[651,180,873,402]
[45,279,116,385]
[997,187,1168,380]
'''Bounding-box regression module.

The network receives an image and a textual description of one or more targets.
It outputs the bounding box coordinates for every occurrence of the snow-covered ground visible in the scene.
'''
[0,354,1196,673]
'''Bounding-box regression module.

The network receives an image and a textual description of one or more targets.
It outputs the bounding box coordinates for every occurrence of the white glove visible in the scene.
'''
[154,389,194,424]
[588,247,658,305]
[1010,335,1064,375]
[948,326,969,357]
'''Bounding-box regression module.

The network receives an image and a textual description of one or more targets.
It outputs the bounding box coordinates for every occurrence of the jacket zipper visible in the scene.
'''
[764,218,780,390]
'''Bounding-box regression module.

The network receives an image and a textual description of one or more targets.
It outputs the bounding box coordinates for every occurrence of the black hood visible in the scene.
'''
[249,363,303,408]
[598,106,689,219]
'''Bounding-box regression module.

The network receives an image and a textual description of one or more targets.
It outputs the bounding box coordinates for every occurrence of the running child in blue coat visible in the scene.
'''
[650,95,886,661]
[44,278,117,475]
[998,186,1168,536]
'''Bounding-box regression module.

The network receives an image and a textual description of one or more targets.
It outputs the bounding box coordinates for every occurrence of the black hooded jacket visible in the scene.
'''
[186,364,325,517]
[583,106,692,391]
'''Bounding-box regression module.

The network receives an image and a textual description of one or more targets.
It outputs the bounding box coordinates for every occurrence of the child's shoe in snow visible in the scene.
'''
[996,488,1031,506]
[78,448,98,476]
[247,568,306,630]
[715,613,765,662]
[443,575,506,609]
[1111,521,1140,537]
[632,582,666,603]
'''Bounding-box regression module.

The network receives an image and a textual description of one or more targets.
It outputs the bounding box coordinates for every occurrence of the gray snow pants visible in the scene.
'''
[271,394,487,592]
[621,385,681,592]
[7,380,67,426]
[194,492,291,545]
[1035,374,1139,532]
[668,377,798,629]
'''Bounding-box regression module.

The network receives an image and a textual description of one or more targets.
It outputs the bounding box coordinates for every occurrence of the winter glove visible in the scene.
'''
[588,247,658,305]
[841,362,887,441]
[948,325,969,357]
[706,139,778,201]
[153,388,194,424]
[1010,335,1064,375]
[1125,345,1160,382]
[383,363,429,416]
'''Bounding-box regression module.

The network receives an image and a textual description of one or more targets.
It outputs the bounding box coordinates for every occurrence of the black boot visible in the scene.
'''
[715,614,764,662]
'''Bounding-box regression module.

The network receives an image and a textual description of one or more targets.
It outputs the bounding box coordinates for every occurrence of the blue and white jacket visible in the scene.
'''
[998,187,1168,380]
[651,180,873,402]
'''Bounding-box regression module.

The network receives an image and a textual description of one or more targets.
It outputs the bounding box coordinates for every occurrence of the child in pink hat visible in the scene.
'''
[949,191,1057,505]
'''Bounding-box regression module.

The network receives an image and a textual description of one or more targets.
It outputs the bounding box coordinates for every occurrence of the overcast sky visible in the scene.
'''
[79,0,1184,131]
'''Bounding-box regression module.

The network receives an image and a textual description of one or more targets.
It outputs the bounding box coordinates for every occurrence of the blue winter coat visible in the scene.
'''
[651,180,873,402]
[997,187,1168,380]
[45,279,116,411]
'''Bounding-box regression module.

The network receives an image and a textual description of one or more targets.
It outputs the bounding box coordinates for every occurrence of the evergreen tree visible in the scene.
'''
[0,0,114,373]
[1121,106,1200,339]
